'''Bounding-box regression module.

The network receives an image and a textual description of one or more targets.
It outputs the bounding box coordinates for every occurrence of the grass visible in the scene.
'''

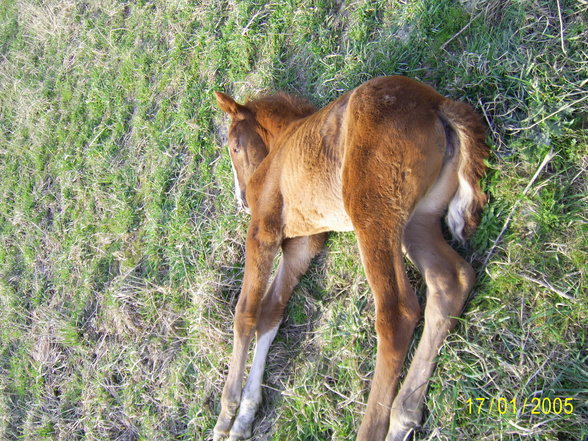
[0,0,586,440]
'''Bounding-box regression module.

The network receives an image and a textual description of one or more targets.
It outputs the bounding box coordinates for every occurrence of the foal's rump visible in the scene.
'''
[341,76,487,239]
[341,76,449,225]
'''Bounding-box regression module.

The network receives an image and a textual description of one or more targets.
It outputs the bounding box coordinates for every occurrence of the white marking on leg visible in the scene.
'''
[229,323,280,440]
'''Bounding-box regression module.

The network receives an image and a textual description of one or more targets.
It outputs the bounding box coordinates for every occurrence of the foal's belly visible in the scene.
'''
[278,125,354,237]
[282,191,354,237]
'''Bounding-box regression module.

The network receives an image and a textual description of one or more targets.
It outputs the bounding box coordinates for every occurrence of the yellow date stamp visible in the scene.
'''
[465,397,575,416]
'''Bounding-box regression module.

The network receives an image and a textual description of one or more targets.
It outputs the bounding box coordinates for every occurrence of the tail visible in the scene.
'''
[439,100,489,243]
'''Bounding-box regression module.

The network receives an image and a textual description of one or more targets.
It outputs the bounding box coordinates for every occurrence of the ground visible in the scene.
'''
[0,0,586,440]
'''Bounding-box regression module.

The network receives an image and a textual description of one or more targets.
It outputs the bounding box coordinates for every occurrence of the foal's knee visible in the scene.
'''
[234,310,258,340]
[399,295,422,329]
[426,258,475,316]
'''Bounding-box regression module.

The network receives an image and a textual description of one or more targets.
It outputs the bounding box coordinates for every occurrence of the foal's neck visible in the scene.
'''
[248,93,316,151]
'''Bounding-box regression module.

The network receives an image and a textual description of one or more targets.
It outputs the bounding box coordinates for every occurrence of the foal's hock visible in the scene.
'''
[212,76,488,441]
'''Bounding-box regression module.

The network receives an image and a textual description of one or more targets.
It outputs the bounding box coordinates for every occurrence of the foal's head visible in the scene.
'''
[214,91,316,213]
[214,92,269,212]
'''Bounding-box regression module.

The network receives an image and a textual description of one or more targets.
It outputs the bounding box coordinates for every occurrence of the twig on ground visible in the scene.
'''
[477,98,504,149]
[440,10,483,52]
[519,272,574,301]
[510,94,588,133]
[323,381,367,407]
[555,0,567,55]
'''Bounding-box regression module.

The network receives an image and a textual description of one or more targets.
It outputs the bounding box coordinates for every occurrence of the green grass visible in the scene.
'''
[0,0,586,440]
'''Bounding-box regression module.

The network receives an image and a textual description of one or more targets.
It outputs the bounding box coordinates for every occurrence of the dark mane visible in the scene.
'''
[246,92,316,121]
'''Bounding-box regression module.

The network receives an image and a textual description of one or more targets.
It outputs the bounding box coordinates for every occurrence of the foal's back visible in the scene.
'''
[274,76,449,238]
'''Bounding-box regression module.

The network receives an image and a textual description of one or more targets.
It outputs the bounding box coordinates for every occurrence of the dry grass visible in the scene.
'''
[0,0,586,440]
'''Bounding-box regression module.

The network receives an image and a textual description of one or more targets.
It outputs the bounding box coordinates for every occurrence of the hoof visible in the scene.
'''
[388,406,420,441]
[213,412,236,441]
[228,429,252,441]
[386,426,415,441]
[228,419,253,441]
[213,430,227,441]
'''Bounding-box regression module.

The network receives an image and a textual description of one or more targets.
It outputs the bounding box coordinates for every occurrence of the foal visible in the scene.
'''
[212,76,488,441]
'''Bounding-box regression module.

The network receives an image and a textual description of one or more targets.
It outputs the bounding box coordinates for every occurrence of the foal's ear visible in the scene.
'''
[214,91,248,119]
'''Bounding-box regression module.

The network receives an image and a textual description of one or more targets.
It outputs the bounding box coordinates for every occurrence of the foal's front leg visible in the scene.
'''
[227,234,326,440]
[213,220,281,441]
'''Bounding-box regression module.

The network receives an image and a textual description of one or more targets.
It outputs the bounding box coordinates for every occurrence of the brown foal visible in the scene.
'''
[212,76,488,441]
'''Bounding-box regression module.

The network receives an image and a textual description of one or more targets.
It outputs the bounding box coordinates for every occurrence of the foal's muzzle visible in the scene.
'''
[238,191,250,214]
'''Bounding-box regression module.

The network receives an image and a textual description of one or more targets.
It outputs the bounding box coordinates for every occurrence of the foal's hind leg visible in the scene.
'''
[387,215,475,441]
[215,233,326,441]
[350,220,421,441]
